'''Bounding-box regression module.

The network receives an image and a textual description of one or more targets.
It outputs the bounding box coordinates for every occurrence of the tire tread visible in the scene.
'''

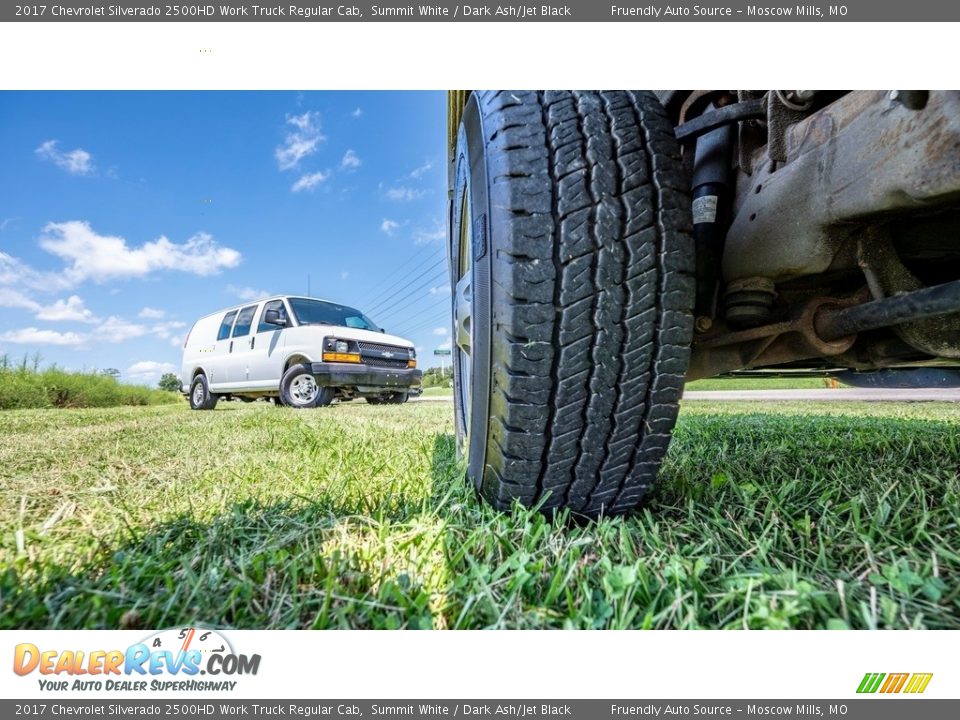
[471,90,693,516]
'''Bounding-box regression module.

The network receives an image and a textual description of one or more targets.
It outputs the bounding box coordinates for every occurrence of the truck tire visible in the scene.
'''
[279,364,335,408]
[450,90,694,517]
[189,374,218,411]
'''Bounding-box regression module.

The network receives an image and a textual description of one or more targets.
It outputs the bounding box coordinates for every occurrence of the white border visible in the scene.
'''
[1,14,956,705]
[3,630,954,699]
[0,22,958,90]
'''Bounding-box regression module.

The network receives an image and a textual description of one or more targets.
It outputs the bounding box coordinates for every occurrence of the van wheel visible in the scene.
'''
[450,91,694,517]
[280,364,334,408]
[189,374,218,411]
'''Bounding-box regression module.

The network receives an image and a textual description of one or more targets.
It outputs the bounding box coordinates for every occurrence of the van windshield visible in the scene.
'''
[288,298,380,331]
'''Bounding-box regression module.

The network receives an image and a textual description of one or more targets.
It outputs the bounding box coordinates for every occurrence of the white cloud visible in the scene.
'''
[0,218,13,232]
[227,285,272,302]
[380,219,400,235]
[38,221,241,285]
[429,285,451,295]
[413,223,446,245]
[169,336,183,348]
[433,326,449,336]
[35,295,98,323]
[351,107,363,118]
[0,313,187,350]
[340,149,361,170]
[92,316,148,343]
[286,112,313,131]
[408,161,433,179]
[126,360,177,384]
[0,289,98,323]
[35,140,95,176]
[340,271,349,280]
[138,307,166,319]
[0,327,87,346]
[0,251,68,291]
[0,288,41,312]
[291,170,330,192]
[275,111,325,171]
[437,340,452,351]
[149,320,187,341]
[385,186,427,202]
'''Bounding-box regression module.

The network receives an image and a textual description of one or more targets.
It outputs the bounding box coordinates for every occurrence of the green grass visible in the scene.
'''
[420,386,454,396]
[685,376,838,391]
[1,400,958,629]
[0,366,179,410]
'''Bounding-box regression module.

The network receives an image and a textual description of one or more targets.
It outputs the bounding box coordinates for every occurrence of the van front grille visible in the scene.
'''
[358,341,408,355]
[363,356,410,370]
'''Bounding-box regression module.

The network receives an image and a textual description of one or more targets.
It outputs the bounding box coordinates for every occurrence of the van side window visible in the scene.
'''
[231,305,257,337]
[257,300,287,333]
[217,310,238,341]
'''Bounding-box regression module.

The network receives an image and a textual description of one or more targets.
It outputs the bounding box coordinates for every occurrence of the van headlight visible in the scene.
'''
[322,337,361,363]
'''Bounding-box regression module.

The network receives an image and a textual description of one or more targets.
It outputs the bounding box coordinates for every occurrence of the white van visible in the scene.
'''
[180,295,422,409]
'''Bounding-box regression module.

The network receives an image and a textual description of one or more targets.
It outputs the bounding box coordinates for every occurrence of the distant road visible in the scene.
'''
[411,389,960,403]
[683,388,960,402]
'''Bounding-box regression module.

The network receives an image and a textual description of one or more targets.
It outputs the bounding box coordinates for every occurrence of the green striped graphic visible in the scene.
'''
[857,673,886,693]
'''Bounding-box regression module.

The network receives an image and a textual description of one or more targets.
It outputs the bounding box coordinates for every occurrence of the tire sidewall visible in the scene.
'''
[451,94,493,491]
[280,364,329,409]
[449,91,694,516]
[189,375,210,410]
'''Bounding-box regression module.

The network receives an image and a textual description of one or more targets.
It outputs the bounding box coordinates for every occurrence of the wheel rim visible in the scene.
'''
[192,382,205,406]
[289,373,319,405]
[454,187,473,449]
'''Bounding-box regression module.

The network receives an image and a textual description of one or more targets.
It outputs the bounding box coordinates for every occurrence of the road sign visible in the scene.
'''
[434,349,452,356]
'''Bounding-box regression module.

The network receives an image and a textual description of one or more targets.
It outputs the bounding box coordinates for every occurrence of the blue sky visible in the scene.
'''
[0,91,451,385]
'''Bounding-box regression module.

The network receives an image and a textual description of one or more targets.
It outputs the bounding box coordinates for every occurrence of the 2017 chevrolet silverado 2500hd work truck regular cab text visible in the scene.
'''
[447,90,960,516]
[181,295,422,409]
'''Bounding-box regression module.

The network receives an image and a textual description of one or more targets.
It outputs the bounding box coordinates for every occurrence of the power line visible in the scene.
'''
[372,270,447,317]
[364,256,448,317]
[383,301,450,336]
[392,306,453,337]
[402,319,453,340]
[393,309,451,335]
[360,246,446,310]
[370,274,450,329]
[395,312,450,336]
[363,241,439,304]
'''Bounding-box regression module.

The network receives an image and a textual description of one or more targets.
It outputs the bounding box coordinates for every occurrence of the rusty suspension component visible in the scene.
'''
[816,279,960,342]
[688,280,960,380]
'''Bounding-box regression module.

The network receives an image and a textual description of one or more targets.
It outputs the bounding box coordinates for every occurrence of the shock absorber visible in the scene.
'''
[690,107,736,326]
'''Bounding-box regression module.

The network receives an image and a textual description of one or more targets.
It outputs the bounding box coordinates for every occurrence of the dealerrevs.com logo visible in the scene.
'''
[13,627,261,692]
[857,673,933,694]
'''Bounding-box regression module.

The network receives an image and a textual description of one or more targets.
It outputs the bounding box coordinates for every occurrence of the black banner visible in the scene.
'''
[3,700,959,719]
[2,1,957,23]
